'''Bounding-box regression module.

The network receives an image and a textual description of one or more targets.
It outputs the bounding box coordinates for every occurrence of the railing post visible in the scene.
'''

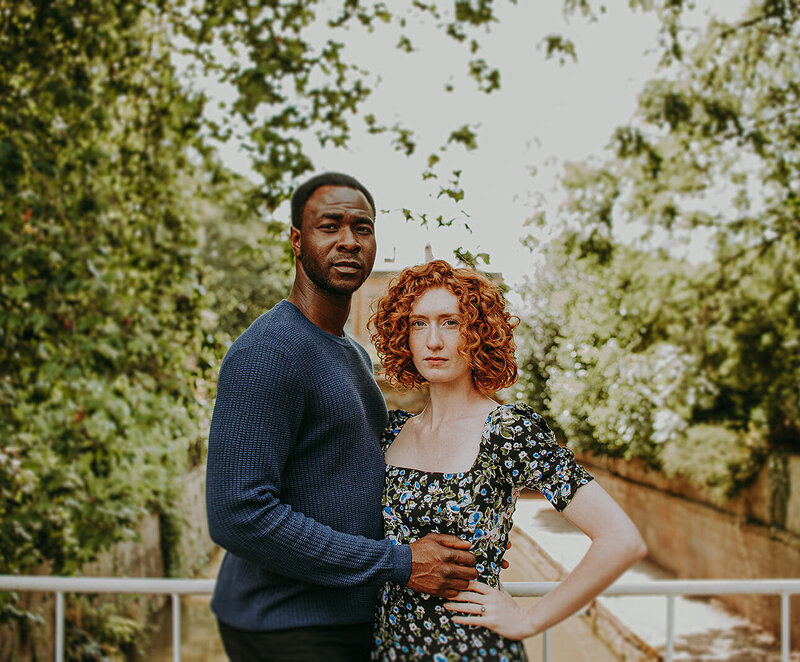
[172,593,181,662]
[55,591,64,662]
[542,628,550,662]
[665,594,675,662]
[781,592,789,662]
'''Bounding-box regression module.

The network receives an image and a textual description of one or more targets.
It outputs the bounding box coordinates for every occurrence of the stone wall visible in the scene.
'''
[579,453,800,647]
[1,467,213,661]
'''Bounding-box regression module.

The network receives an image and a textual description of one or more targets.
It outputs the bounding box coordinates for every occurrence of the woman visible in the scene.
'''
[369,260,646,661]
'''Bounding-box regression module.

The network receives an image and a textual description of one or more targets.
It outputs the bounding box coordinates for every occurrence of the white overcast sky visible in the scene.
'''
[195,1,751,287]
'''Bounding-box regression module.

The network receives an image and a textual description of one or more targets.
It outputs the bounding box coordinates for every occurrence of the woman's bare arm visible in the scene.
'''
[446,481,647,639]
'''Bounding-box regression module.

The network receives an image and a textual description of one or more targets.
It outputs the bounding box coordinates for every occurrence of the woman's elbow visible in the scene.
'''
[623,529,648,564]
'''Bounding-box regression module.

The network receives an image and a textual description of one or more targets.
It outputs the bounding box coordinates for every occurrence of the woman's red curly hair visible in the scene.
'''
[369,260,519,395]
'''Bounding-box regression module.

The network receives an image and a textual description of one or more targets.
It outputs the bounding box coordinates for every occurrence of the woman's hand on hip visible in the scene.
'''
[444,580,534,640]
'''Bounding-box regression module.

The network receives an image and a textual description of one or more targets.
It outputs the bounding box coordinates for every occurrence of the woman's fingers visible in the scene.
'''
[443,601,484,614]
[447,580,529,639]
[447,589,483,603]
[448,581,491,602]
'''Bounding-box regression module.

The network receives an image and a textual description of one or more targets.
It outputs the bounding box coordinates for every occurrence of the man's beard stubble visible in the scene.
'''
[298,250,368,297]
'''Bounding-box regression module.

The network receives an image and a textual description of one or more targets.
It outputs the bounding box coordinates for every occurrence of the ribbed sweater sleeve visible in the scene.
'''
[206,341,412,587]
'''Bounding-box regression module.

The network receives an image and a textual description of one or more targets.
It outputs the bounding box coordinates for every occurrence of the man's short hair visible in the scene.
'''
[290,172,376,229]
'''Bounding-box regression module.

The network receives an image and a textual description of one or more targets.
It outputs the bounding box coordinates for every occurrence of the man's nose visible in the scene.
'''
[337,227,360,252]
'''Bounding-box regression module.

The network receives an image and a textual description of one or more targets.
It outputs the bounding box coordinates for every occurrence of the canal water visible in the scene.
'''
[141,541,618,661]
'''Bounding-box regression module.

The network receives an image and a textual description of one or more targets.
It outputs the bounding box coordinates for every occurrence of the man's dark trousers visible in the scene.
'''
[218,619,372,662]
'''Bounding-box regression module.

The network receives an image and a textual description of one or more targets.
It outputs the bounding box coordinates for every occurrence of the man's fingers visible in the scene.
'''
[442,577,471,591]
[447,565,479,581]
[446,549,477,566]
[436,534,472,549]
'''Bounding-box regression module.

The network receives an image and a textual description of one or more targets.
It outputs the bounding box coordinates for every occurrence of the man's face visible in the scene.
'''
[291,185,377,296]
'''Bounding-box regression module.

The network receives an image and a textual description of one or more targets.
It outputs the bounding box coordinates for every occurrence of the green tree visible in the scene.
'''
[516,1,799,508]
[194,175,294,338]
[0,1,515,650]
[4,0,793,654]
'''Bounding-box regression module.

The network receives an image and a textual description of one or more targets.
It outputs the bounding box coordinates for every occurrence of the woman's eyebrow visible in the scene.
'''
[409,311,460,318]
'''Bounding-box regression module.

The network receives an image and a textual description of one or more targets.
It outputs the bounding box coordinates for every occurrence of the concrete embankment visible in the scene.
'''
[578,452,800,651]
[512,491,799,661]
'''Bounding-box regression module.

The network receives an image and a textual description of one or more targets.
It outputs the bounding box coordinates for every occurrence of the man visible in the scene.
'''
[206,172,478,661]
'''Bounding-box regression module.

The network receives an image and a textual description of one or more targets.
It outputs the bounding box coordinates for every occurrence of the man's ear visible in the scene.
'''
[290,225,301,258]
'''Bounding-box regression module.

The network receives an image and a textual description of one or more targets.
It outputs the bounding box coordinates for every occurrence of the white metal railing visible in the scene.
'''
[1,576,798,662]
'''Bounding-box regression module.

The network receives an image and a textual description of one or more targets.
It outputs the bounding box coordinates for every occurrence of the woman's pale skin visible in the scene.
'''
[387,286,648,641]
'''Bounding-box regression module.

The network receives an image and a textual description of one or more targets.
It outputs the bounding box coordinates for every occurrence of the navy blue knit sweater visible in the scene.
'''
[206,300,412,631]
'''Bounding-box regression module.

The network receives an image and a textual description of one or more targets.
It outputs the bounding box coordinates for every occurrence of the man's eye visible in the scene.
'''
[356,226,374,235]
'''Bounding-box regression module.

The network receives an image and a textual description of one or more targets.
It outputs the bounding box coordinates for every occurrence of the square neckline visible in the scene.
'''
[383,403,509,477]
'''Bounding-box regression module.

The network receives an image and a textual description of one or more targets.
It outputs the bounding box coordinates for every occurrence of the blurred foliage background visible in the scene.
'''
[514,0,799,508]
[1,0,798,657]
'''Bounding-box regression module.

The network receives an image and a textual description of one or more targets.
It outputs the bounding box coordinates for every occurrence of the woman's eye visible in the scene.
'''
[443,319,459,327]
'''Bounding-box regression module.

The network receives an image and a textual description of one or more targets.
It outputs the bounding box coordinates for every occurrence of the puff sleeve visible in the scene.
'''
[490,403,593,511]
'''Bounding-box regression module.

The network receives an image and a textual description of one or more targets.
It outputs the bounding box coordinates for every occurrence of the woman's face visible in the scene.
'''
[408,287,472,386]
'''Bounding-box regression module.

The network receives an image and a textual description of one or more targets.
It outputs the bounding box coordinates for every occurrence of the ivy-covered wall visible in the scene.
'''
[0,468,215,660]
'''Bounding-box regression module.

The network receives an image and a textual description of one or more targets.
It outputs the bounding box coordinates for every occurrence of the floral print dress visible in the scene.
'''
[371,402,593,662]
